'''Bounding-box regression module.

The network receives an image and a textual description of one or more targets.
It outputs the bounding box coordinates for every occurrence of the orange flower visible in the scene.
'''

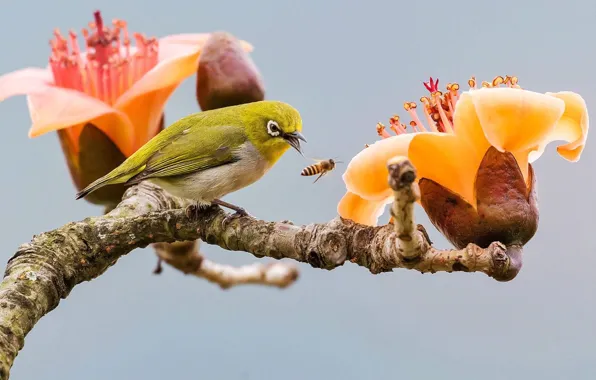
[0,11,253,207]
[338,75,589,248]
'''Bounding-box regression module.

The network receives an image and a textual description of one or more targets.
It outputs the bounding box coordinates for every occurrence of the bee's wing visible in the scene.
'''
[312,171,329,184]
[306,157,344,165]
[305,156,329,163]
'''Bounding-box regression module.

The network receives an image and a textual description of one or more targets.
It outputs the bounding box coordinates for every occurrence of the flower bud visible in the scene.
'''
[419,146,539,250]
[196,32,265,111]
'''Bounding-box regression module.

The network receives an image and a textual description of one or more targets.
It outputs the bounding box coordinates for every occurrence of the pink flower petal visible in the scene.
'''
[158,33,210,61]
[114,36,205,109]
[27,86,135,155]
[159,33,253,57]
[0,68,54,102]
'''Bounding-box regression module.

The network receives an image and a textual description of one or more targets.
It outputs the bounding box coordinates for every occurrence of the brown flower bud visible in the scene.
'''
[419,146,539,250]
[196,32,265,111]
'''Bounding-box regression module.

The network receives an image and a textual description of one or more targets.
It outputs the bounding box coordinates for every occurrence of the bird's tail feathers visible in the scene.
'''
[75,167,144,200]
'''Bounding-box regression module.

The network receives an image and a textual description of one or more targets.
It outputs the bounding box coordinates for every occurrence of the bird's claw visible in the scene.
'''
[185,203,216,220]
[221,208,252,229]
[185,204,201,220]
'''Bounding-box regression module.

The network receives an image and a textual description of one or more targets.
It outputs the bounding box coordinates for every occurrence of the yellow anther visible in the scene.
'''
[420,96,430,104]
[376,122,386,133]
[408,102,417,109]
[451,83,460,91]
[481,81,491,88]
[403,102,412,111]
[492,76,504,87]
[468,76,476,88]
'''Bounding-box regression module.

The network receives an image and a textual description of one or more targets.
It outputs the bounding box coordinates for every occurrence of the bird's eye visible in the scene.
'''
[266,120,281,137]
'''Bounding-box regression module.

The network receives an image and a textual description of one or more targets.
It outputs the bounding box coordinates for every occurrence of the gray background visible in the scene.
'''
[1,0,595,379]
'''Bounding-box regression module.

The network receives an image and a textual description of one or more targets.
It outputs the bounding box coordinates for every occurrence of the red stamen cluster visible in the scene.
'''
[376,75,521,139]
[49,11,159,105]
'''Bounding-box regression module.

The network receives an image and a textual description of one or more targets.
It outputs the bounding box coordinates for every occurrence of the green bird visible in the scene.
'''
[76,100,306,220]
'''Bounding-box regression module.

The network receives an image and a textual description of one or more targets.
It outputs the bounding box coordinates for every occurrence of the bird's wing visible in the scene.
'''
[75,111,246,199]
[126,124,247,184]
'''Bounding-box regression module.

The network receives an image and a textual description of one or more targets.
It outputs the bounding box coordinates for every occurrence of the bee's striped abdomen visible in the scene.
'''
[301,164,322,176]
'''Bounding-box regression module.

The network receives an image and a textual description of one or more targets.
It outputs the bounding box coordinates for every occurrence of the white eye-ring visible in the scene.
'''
[266,120,281,137]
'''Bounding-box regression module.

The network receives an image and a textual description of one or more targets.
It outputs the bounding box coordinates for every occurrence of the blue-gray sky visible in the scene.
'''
[1,0,595,379]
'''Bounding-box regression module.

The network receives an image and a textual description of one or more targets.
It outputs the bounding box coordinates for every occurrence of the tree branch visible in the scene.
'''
[0,158,522,378]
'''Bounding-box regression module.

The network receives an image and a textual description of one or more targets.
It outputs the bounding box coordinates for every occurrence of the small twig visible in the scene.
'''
[152,241,298,289]
[387,156,429,260]
[196,261,298,289]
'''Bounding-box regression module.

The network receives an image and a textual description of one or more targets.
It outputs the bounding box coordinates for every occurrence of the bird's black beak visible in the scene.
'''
[284,131,307,155]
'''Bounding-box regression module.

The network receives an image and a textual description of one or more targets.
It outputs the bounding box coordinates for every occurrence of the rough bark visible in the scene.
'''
[0,158,522,379]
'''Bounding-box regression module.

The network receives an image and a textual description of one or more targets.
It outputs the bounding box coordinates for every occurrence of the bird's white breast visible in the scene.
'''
[149,142,270,204]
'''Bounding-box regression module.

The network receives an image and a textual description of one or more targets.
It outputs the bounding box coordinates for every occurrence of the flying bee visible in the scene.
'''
[301,158,342,183]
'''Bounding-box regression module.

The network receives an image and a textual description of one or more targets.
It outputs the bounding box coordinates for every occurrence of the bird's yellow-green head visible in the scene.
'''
[241,100,306,164]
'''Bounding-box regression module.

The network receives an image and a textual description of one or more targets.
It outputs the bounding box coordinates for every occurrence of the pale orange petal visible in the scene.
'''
[26,87,135,156]
[343,134,415,201]
[337,191,391,226]
[117,84,177,150]
[512,151,529,186]
[0,68,54,101]
[469,88,565,153]
[408,132,481,206]
[537,91,589,162]
[453,92,491,154]
[451,91,531,196]
[115,36,209,109]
